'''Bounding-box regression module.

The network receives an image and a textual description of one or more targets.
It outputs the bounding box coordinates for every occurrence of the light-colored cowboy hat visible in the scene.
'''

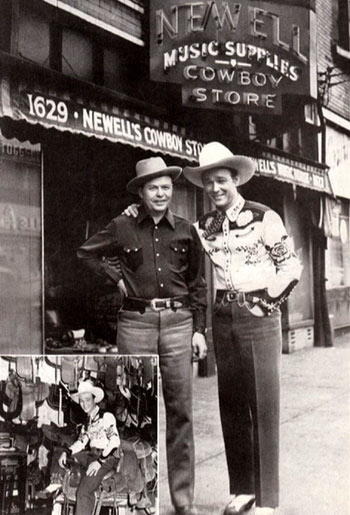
[71,380,104,404]
[126,157,182,194]
[183,142,255,188]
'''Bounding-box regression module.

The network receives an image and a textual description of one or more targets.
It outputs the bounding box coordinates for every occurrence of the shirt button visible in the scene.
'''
[158,267,161,271]
[156,253,160,257]
[160,283,164,287]
[155,226,158,230]
[155,238,159,242]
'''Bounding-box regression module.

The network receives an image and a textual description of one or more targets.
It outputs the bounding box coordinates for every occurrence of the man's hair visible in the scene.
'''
[229,168,238,179]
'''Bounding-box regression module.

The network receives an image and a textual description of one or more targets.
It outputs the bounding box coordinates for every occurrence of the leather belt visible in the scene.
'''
[216,289,266,307]
[123,296,189,313]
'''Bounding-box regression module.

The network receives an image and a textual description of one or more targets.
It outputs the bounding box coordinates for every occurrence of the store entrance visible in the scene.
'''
[43,133,198,350]
[44,133,141,348]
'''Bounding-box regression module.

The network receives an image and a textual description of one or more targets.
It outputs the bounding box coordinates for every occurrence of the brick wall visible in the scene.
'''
[54,0,143,41]
[316,0,350,120]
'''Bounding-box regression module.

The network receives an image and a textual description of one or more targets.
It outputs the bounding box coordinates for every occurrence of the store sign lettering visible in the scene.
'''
[150,0,316,114]
[27,94,68,123]
[0,204,41,234]
[252,157,327,191]
[15,91,203,161]
[0,142,41,162]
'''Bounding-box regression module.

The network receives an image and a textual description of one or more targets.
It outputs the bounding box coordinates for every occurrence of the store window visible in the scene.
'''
[326,202,350,288]
[62,28,93,81]
[0,133,42,353]
[18,8,50,66]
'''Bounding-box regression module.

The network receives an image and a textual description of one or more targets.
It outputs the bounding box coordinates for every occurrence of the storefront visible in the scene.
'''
[0,52,205,354]
[0,0,338,358]
[1,68,334,361]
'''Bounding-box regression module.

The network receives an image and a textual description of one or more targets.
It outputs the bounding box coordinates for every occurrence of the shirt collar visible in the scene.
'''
[137,204,175,230]
[88,405,100,422]
[225,194,245,222]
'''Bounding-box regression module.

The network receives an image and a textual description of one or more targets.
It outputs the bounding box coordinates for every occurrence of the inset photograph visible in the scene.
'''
[0,355,158,515]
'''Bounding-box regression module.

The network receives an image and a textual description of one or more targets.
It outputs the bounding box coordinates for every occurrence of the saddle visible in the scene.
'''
[7,420,42,451]
[0,372,22,421]
[106,438,155,509]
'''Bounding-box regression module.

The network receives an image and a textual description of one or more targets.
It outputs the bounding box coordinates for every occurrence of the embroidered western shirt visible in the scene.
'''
[194,194,302,297]
[69,406,120,459]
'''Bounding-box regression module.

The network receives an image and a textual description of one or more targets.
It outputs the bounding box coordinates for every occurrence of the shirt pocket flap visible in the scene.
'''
[121,246,143,271]
[170,241,189,270]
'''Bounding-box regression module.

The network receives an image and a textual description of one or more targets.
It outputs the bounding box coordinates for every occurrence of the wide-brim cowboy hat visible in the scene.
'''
[126,157,182,194]
[183,142,255,188]
[71,380,104,404]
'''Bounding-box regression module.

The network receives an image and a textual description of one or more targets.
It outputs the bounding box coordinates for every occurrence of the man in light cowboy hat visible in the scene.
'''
[58,380,120,515]
[77,156,207,515]
[182,141,303,515]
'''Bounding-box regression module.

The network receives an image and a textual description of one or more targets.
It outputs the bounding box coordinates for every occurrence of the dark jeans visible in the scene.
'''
[213,300,282,508]
[74,450,116,515]
[117,307,194,509]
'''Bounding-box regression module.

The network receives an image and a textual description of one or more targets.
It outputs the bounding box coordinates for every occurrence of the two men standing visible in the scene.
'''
[78,142,301,515]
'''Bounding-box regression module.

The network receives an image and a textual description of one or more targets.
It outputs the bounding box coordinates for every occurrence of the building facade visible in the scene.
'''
[0,0,348,359]
[316,0,350,336]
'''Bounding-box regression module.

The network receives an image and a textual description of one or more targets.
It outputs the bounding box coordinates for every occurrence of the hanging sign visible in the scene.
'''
[150,0,317,114]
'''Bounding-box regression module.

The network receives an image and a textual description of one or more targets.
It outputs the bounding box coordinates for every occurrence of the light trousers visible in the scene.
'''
[117,307,194,509]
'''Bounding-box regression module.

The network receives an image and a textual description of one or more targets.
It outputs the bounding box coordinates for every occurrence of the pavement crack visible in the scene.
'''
[281,390,349,425]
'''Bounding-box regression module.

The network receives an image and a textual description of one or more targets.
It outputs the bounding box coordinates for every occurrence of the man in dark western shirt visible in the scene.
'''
[77,156,207,515]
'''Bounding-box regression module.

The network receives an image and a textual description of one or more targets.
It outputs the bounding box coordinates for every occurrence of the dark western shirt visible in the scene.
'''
[77,206,207,333]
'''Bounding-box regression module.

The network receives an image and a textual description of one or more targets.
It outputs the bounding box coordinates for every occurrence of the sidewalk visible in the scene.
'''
[158,335,350,515]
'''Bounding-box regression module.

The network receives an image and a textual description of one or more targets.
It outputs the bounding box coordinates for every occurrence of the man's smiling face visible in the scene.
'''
[202,168,239,210]
[139,175,173,216]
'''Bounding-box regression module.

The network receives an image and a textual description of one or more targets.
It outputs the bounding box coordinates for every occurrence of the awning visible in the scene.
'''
[0,54,204,162]
[0,52,332,194]
[249,145,333,195]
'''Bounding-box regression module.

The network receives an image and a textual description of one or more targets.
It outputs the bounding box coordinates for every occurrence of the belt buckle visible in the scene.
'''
[226,291,237,303]
[237,292,246,307]
[150,298,166,312]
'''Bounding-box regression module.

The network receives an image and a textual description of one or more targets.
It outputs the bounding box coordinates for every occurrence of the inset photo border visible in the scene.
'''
[0,355,158,515]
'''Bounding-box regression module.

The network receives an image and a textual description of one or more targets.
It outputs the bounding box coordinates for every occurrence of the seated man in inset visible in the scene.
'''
[58,380,120,515]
